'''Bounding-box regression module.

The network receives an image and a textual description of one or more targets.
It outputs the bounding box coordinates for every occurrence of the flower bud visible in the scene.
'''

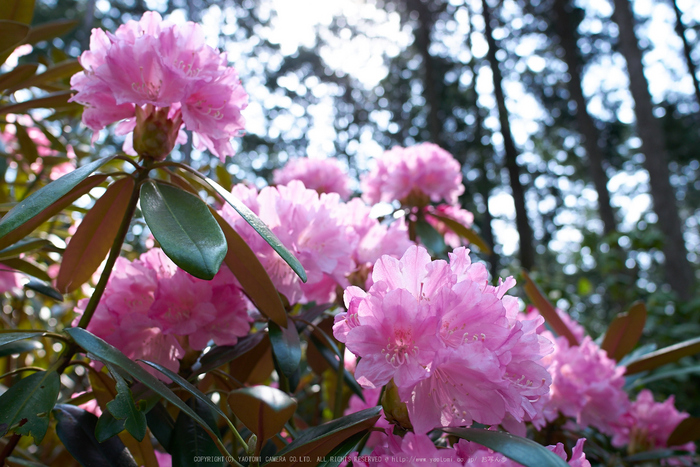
[381,379,412,430]
[132,104,182,161]
[246,434,258,456]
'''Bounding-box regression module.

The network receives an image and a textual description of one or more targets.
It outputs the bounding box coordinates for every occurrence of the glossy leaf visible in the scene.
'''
[521,270,579,346]
[57,176,134,293]
[64,327,232,458]
[0,330,44,347]
[106,365,147,442]
[0,155,115,240]
[25,19,79,45]
[269,407,381,467]
[228,386,297,444]
[0,339,41,357]
[140,181,226,280]
[424,210,492,254]
[211,209,287,327]
[315,431,367,467]
[202,176,307,283]
[0,0,35,24]
[0,370,60,443]
[0,63,38,91]
[414,219,446,255]
[95,410,127,443]
[24,278,63,301]
[0,238,51,261]
[146,403,175,450]
[601,301,647,361]
[0,90,76,114]
[667,417,700,446]
[0,174,108,251]
[170,398,223,467]
[444,427,569,467]
[269,321,302,378]
[194,331,266,377]
[625,336,700,375]
[0,21,29,55]
[53,404,138,467]
[1,257,50,281]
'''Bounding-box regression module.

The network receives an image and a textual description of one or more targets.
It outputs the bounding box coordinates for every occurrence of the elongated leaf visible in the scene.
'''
[0,339,41,357]
[0,174,108,251]
[521,270,578,346]
[9,59,82,92]
[0,63,38,91]
[95,410,127,442]
[0,155,115,240]
[228,386,297,444]
[269,321,301,378]
[425,210,492,254]
[146,403,175,450]
[0,330,44,346]
[1,257,50,281]
[316,431,367,467]
[268,407,381,467]
[14,121,39,163]
[601,301,647,361]
[0,0,35,24]
[0,21,29,55]
[25,19,79,46]
[53,404,138,467]
[625,337,700,375]
[635,364,700,386]
[65,327,231,458]
[57,176,134,293]
[202,176,306,283]
[0,238,51,261]
[105,364,147,442]
[140,181,226,280]
[0,90,76,115]
[444,428,569,467]
[24,278,63,301]
[0,370,60,443]
[667,417,700,446]
[211,209,287,327]
[170,398,223,467]
[5,457,50,467]
[194,331,266,377]
[414,219,445,255]
[308,333,364,400]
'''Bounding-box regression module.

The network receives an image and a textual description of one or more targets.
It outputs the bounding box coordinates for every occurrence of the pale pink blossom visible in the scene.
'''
[220,181,357,305]
[360,143,465,206]
[424,204,474,248]
[0,269,24,295]
[367,433,463,467]
[70,11,247,160]
[273,158,352,200]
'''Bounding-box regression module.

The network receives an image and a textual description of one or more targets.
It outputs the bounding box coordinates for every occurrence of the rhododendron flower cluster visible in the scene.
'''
[273,157,352,200]
[361,143,465,206]
[70,11,247,160]
[74,249,251,376]
[334,245,552,433]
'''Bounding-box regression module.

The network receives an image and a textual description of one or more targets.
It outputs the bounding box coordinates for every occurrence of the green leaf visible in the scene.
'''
[0,155,115,240]
[521,270,579,347]
[269,321,301,378]
[623,449,693,463]
[414,219,446,255]
[24,278,63,301]
[95,409,126,442]
[0,63,38,92]
[57,176,135,293]
[0,90,77,115]
[635,364,700,386]
[601,301,647,361]
[0,370,60,443]
[625,336,700,375]
[202,176,307,283]
[194,332,266,377]
[64,327,232,458]
[53,404,138,467]
[227,386,297,445]
[211,209,287,327]
[0,330,44,347]
[0,339,41,357]
[140,181,226,280]
[0,173,108,251]
[105,364,147,442]
[145,403,175,450]
[0,21,29,56]
[667,416,700,446]
[0,238,51,261]
[307,333,364,400]
[315,431,367,467]
[424,210,492,254]
[268,407,381,467]
[444,427,569,467]
[4,457,51,467]
[1,257,50,281]
[170,398,223,467]
[0,0,35,24]
[25,19,79,46]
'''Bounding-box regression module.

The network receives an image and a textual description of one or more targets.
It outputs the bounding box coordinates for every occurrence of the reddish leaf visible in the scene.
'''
[521,270,578,347]
[601,301,647,361]
[8,59,82,92]
[210,209,287,327]
[424,210,492,254]
[25,19,78,46]
[0,63,38,91]
[0,90,76,115]
[667,417,700,446]
[0,0,35,24]
[227,386,297,447]
[56,176,134,293]
[0,174,108,251]
[625,337,700,375]
[0,257,50,281]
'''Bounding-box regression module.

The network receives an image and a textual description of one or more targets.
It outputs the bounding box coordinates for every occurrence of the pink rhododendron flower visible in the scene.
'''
[612,389,695,456]
[344,388,390,449]
[220,180,357,305]
[360,143,465,206]
[366,432,463,467]
[424,204,474,248]
[0,269,24,295]
[335,245,551,433]
[273,157,352,200]
[453,438,590,467]
[70,11,247,160]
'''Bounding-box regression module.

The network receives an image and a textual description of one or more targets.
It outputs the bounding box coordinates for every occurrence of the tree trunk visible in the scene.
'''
[671,0,700,107]
[553,0,617,236]
[481,0,535,270]
[612,0,695,300]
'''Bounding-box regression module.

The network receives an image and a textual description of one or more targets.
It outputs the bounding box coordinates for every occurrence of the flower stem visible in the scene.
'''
[333,342,346,419]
